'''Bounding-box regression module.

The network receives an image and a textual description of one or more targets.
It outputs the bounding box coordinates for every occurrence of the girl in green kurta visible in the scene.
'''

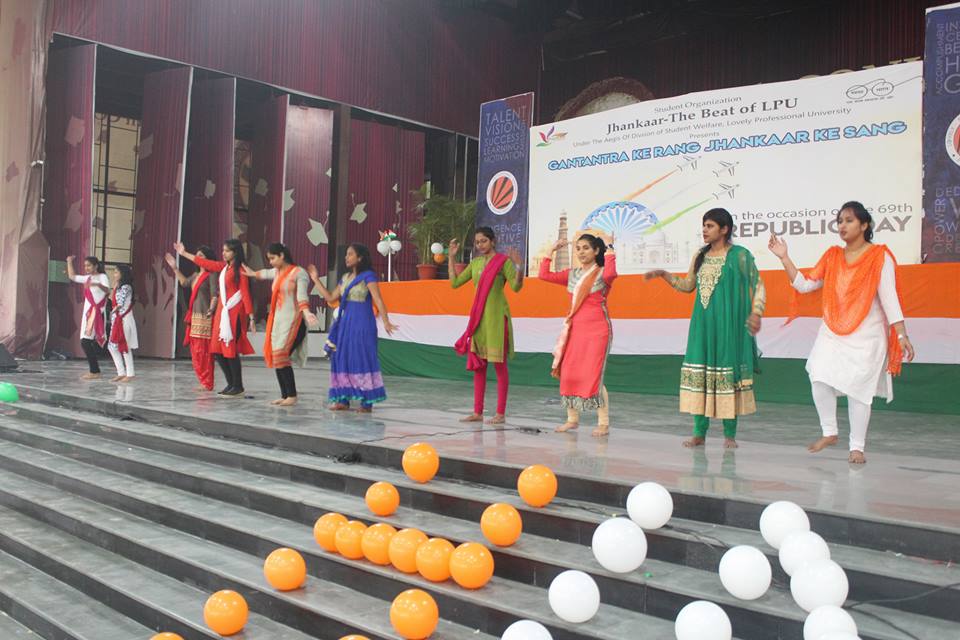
[449,227,524,425]
[647,209,765,448]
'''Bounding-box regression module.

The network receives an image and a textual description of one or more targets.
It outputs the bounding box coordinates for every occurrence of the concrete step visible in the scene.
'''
[0,549,153,640]
[0,445,682,640]
[0,506,326,640]
[0,421,952,640]
[4,404,958,624]
[0,612,38,639]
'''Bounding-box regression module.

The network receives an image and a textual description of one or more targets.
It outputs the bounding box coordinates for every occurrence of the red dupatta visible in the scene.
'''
[454,253,509,371]
[108,289,132,354]
[83,280,107,347]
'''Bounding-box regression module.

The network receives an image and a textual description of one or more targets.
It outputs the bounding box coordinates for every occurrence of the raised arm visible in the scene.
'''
[307,264,341,304]
[367,280,398,335]
[595,231,617,285]
[66,255,77,280]
[768,233,813,292]
[448,239,473,289]
[504,248,524,292]
[164,253,190,287]
[538,239,569,285]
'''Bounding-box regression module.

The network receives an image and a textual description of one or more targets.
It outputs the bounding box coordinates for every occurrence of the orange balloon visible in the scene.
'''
[335,520,368,559]
[480,503,523,547]
[151,635,184,640]
[263,547,307,591]
[517,464,558,508]
[361,522,398,565]
[449,542,494,589]
[314,513,348,551]
[389,528,428,573]
[432,252,446,264]
[365,481,401,517]
[203,590,249,636]
[415,537,455,582]
[390,589,439,640]
[402,443,440,483]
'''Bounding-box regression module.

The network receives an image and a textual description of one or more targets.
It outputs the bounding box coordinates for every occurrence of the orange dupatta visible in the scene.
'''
[550,264,602,378]
[788,244,904,375]
[263,265,301,369]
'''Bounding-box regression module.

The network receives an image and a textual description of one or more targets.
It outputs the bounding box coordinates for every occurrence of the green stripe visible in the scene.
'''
[378,339,960,415]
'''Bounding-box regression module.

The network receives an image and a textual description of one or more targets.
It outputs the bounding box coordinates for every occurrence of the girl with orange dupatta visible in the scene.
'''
[449,227,524,425]
[539,231,617,436]
[165,245,218,391]
[769,201,915,464]
[242,242,319,406]
[174,239,255,398]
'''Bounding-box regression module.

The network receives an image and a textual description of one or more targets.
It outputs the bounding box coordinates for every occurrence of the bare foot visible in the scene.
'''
[328,403,349,411]
[356,406,372,413]
[196,385,211,392]
[555,422,579,433]
[110,375,124,382]
[459,413,484,423]
[119,376,135,383]
[80,373,101,380]
[724,438,738,449]
[485,414,505,425]
[279,397,298,406]
[270,398,285,405]
[848,450,866,464]
[592,425,609,437]
[683,437,706,448]
[808,435,838,453]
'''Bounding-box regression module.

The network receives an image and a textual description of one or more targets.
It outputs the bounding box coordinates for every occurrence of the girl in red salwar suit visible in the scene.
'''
[174,239,254,397]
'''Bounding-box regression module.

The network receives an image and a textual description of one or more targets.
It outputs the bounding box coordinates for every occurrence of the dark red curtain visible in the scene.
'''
[282,104,333,303]
[132,66,192,357]
[347,120,425,281]
[44,43,96,357]
[50,0,538,136]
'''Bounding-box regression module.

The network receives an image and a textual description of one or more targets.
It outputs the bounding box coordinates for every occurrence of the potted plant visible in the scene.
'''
[408,184,476,279]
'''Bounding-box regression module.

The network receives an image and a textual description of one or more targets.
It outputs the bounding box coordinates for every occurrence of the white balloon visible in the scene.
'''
[501,619,553,640]
[548,570,600,623]
[591,517,647,573]
[430,242,444,254]
[803,605,858,640]
[626,482,673,530]
[816,633,861,640]
[791,559,849,612]
[718,545,772,600]
[376,240,390,256]
[390,239,402,252]
[674,600,732,640]
[759,501,810,549]
[779,531,831,577]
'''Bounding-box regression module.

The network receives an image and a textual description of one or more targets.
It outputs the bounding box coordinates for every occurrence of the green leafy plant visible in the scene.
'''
[408,184,476,265]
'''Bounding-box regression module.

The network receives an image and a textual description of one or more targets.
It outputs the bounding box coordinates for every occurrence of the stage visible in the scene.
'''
[0,360,955,639]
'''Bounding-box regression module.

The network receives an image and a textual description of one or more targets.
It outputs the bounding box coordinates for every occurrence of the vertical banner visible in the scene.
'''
[923,3,960,262]
[476,93,534,267]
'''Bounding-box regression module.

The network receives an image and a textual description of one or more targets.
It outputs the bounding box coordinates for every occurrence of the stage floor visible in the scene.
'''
[4,359,959,533]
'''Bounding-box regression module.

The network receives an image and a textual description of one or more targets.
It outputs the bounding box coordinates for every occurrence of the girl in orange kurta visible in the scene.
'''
[174,239,254,397]
[539,232,617,437]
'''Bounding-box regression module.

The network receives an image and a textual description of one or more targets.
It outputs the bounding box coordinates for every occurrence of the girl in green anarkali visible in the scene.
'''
[647,209,765,448]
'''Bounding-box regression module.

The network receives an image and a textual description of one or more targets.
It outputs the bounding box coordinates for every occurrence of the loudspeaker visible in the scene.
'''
[0,345,17,372]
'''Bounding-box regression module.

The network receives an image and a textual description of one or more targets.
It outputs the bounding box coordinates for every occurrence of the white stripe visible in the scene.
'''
[380,314,960,364]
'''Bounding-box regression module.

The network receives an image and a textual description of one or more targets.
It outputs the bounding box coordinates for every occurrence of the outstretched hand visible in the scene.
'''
[173,241,187,256]
[240,264,258,278]
[307,264,320,280]
[645,269,668,281]
[506,247,522,266]
[768,233,788,259]
[164,253,177,269]
[448,238,461,257]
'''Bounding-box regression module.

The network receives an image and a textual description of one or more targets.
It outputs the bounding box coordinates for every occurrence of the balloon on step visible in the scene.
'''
[548,570,600,623]
[389,528,428,573]
[779,530,831,577]
[390,589,439,640]
[674,601,732,640]
[0,382,19,403]
[625,482,673,530]
[366,481,401,516]
[790,559,849,612]
[480,503,523,547]
[517,464,557,508]
[449,542,495,589]
[263,547,307,591]
[203,590,249,636]
[416,537,455,582]
[151,634,184,640]
[362,522,398,565]
[803,605,858,640]
[403,442,440,483]
[314,512,348,552]
[718,545,771,600]
[335,520,369,559]
[501,619,553,640]
[591,517,647,573]
[759,501,810,549]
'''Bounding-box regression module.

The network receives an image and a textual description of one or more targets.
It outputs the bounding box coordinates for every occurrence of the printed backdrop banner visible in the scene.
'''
[476,93,534,266]
[922,3,960,262]
[528,64,923,273]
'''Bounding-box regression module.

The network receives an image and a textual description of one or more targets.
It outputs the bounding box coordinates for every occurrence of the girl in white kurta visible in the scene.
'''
[107,264,139,382]
[66,256,110,379]
[769,201,915,464]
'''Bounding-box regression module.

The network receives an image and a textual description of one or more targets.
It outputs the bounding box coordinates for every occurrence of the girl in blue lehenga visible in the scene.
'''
[308,243,398,412]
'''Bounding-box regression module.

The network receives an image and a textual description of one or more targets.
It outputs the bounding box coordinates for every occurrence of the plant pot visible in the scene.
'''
[454,262,468,276]
[416,264,438,280]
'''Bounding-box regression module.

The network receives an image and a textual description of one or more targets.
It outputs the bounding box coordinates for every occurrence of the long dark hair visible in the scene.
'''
[195,244,214,261]
[577,233,606,267]
[84,256,105,273]
[838,200,873,242]
[224,238,245,286]
[348,243,372,274]
[266,242,295,265]
[694,208,735,273]
[115,264,134,303]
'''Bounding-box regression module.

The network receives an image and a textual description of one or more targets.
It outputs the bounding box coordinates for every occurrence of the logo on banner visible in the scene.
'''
[945,114,960,167]
[845,78,896,101]
[536,125,567,147]
[486,171,518,215]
